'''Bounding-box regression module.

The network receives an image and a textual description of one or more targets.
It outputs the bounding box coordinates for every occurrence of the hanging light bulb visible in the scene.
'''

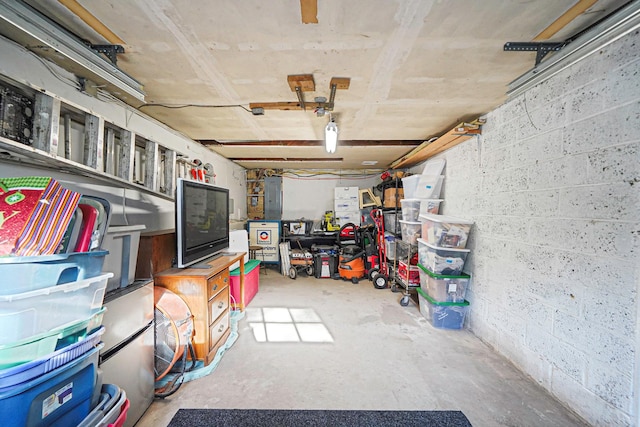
[325,116,338,153]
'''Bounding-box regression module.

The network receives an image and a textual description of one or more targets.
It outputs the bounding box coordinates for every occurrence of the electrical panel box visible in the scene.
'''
[264,176,282,220]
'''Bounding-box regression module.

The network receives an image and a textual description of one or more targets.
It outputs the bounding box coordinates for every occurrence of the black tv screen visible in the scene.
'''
[176,178,230,268]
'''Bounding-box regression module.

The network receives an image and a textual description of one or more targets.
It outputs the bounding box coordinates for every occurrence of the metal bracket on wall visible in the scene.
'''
[503,42,565,66]
[89,44,125,65]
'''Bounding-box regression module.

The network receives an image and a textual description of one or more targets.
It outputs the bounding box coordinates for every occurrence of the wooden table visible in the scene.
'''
[223,252,247,311]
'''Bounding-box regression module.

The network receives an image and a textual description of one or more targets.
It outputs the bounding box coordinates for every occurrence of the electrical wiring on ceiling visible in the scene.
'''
[279,169,383,180]
[138,103,253,113]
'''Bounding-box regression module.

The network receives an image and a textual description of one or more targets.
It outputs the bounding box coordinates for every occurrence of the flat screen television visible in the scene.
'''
[176,178,230,268]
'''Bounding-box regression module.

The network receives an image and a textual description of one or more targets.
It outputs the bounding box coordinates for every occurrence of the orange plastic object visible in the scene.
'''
[338,256,366,280]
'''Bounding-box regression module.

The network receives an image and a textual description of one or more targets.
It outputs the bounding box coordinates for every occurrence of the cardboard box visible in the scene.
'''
[383,187,404,208]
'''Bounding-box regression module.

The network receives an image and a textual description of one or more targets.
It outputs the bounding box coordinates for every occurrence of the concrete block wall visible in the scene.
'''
[433,30,640,425]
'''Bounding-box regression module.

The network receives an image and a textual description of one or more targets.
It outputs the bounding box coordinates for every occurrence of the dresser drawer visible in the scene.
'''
[209,312,229,350]
[207,270,229,300]
[208,286,229,325]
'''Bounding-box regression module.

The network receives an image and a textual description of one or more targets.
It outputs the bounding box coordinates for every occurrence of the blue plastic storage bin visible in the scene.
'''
[0,250,108,295]
[417,287,469,330]
[0,326,104,386]
[0,345,102,427]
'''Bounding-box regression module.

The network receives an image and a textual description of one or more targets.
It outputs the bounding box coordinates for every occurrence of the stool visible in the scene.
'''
[249,245,266,274]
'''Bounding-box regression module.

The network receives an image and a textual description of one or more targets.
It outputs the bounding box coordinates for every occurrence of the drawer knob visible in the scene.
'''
[217,301,224,309]
[218,324,225,332]
[212,284,218,291]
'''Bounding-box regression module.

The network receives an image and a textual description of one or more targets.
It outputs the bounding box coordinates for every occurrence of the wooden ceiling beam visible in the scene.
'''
[229,157,343,162]
[199,140,423,147]
[300,0,318,24]
[249,101,314,111]
[533,0,597,41]
[58,0,125,44]
[390,120,484,169]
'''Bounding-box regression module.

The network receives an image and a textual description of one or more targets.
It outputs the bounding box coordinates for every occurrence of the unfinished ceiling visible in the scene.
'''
[12,0,630,169]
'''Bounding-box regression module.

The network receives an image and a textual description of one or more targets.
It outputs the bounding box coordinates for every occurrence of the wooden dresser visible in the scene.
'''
[153,253,245,366]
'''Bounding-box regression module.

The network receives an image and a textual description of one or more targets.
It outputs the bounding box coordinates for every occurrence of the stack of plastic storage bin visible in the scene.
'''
[0,252,113,426]
[334,186,360,227]
[393,159,446,288]
[395,199,443,286]
[416,213,474,329]
[392,180,444,286]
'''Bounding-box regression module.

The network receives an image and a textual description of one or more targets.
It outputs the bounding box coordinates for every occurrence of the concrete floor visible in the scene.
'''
[136,266,589,427]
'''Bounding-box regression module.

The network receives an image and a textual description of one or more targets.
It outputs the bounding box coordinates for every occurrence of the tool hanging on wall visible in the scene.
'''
[190,159,205,182]
[203,163,215,184]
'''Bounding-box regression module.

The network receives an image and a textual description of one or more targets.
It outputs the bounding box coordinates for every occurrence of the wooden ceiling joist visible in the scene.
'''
[390,120,484,169]
[229,157,343,162]
[249,101,307,111]
[199,140,423,147]
[533,0,598,41]
[300,0,318,24]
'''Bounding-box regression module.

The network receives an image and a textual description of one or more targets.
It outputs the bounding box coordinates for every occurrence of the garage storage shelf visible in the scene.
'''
[0,77,189,201]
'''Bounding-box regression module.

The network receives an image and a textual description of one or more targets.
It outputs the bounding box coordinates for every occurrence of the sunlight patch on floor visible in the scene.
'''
[246,307,333,343]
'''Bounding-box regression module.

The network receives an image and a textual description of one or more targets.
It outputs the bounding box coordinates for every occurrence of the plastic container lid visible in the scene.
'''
[417,238,471,252]
[418,213,474,224]
[0,250,108,266]
[398,219,421,225]
[421,158,446,176]
[417,263,470,279]
[400,198,443,204]
[416,287,469,306]
[0,272,113,303]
